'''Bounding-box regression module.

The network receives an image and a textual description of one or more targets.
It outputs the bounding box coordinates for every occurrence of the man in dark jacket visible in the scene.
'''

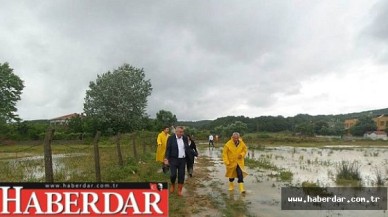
[164,126,190,196]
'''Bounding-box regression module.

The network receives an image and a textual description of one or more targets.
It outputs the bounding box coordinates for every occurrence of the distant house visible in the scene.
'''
[364,131,388,140]
[344,114,388,131]
[344,119,358,130]
[373,115,388,131]
[49,113,80,125]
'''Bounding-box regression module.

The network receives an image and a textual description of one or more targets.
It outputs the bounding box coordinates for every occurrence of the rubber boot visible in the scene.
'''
[239,183,245,193]
[178,184,183,196]
[228,182,234,191]
[170,183,175,193]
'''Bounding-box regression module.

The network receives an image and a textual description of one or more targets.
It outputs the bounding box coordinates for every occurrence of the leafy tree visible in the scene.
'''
[184,126,198,137]
[228,121,248,135]
[23,120,49,140]
[83,64,152,134]
[0,62,24,123]
[140,116,155,131]
[328,119,345,136]
[255,115,290,132]
[67,114,84,133]
[295,122,314,136]
[350,116,377,136]
[313,120,329,135]
[214,121,248,137]
[155,110,177,131]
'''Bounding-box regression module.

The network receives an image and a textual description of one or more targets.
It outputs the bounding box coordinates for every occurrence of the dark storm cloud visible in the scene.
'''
[360,0,388,63]
[0,0,383,121]
[363,1,388,40]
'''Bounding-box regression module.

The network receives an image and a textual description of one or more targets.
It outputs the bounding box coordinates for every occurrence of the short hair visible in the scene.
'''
[232,132,240,137]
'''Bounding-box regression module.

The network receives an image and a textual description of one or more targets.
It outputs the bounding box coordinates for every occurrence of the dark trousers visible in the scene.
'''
[229,165,244,183]
[187,158,194,174]
[169,158,186,184]
[209,140,214,147]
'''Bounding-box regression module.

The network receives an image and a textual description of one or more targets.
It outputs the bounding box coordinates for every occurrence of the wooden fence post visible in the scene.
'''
[44,128,55,183]
[93,131,101,182]
[116,132,124,167]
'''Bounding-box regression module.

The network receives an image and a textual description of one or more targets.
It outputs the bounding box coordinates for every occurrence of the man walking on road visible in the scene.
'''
[222,132,248,193]
[164,126,190,196]
[209,134,214,148]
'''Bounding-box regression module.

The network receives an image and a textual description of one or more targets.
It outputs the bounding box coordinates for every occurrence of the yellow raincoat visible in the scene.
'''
[222,138,248,178]
[156,131,169,163]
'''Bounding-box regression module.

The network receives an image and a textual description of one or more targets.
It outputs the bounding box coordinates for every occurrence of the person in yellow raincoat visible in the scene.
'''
[156,126,170,172]
[222,132,248,193]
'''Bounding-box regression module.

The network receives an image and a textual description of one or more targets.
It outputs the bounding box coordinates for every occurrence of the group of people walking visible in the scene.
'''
[156,126,248,196]
[156,126,198,196]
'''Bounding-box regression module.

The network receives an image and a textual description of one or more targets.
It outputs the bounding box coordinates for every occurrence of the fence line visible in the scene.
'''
[1,129,159,182]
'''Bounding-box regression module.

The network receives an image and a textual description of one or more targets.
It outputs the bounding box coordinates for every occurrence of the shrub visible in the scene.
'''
[336,161,361,183]
[279,170,293,181]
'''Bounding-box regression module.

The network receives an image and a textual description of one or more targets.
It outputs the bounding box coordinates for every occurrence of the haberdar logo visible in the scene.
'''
[0,182,168,217]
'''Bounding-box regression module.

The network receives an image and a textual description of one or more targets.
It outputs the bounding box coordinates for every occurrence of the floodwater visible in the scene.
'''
[200,145,388,217]
[2,153,87,181]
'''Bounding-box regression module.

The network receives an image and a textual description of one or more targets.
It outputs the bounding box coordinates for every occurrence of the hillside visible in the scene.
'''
[177,107,388,132]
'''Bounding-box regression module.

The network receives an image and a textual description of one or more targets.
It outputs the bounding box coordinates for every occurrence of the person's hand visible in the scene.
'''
[163,159,169,165]
[238,154,242,159]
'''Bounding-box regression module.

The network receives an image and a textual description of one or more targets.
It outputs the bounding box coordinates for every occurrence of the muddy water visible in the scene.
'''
[4,153,87,181]
[200,146,388,217]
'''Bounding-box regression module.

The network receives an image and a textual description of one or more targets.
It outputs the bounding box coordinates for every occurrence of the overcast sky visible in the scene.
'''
[1,0,388,121]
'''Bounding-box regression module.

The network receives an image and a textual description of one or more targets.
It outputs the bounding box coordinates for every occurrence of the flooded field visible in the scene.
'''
[249,145,388,187]
[0,153,89,181]
[200,145,388,217]
[2,143,388,216]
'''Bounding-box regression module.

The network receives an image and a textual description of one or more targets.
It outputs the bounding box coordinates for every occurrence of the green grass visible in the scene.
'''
[279,170,293,181]
[302,181,319,187]
[245,157,278,170]
[336,161,361,185]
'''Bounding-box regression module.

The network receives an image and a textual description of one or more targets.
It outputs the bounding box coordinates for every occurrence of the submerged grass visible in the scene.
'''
[245,157,278,170]
[279,170,293,181]
[374,168,385,186]
[245,156,293,182]
[336,161,362,185]
[302,181,319,187]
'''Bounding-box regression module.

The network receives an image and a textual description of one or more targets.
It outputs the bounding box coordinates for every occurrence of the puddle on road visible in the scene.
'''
[199,146,388,217]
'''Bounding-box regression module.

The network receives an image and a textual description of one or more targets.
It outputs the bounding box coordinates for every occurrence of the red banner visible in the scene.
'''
[0,183,168,217]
